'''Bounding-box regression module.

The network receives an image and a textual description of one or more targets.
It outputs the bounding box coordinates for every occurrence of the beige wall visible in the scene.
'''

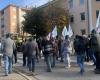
[68,0,88,35]
[68,0,100,35]
[0,5,28,37]
[4,6,11,33]
[92,0,100,29]
[9,6,17,33]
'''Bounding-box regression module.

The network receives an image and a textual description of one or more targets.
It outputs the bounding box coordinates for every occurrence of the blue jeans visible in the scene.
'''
[77,54,85,73]
[45,54,53,72]
[63,52,70,67]
[4,55,13,75]
[28,56,35,72]
[51,54,56,68]
[88,49,96,64]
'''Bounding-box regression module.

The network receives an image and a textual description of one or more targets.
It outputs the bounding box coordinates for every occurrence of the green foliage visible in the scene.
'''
[22,5,69,38]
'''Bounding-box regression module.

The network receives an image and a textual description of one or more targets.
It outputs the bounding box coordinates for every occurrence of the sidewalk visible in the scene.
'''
[0,56,36,80]
[0,66,28,80]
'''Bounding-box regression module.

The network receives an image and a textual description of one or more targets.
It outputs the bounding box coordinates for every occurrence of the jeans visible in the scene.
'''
[13,50,17,63]
[77,54,85,73]
[63,52,70,67]
[4,55,13,75]
[44,53,53,72]
[23,53,28,66]
[51,54,56,68]
[28,56,35,72]
[95,52,100,70]
[88,49,96,64]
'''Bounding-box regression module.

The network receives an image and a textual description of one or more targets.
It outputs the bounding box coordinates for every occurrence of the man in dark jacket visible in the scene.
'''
[27,38,39,74]
[91,30,100,74]
[42,37,53,72]
[74,35,86,74]
[22,40,28,67]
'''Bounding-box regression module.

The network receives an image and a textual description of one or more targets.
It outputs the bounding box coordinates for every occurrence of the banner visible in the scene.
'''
[51,26,57,38]
[62,26,69,37]
[68,24,73,37]
[96,11,100,33]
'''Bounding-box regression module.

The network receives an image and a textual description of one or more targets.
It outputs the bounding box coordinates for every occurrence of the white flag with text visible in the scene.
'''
[68,24,73,37]
[51,26,57,38]
[96,11,100,33]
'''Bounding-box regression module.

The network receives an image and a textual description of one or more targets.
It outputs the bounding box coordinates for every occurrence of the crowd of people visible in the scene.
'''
[1,29,100,76]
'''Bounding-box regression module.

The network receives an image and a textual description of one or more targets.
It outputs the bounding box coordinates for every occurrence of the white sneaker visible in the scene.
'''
[68,65,71,68]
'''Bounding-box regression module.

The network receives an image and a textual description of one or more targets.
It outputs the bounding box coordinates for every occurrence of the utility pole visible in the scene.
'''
[88,0,93,33]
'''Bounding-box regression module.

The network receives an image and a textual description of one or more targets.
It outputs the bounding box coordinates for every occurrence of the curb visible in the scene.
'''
[14,69,32,80]
[13,68,40,80]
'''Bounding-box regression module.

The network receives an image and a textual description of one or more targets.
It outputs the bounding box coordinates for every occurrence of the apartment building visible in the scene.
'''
[68,0,100,35]
[41,0,100,35]
[0,4,29,37]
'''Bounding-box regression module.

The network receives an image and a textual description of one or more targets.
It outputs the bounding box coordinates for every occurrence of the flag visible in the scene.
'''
[51,26,57,38]
[68,24,73,37]
[62,26,69,37]
[46,33,51,40]
[96,11,100,33]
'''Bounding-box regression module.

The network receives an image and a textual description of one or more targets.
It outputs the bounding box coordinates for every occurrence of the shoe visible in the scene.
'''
[47,70,52,72]
[5,73,8,76]
[80,69,85,75]
[8,71,12,74]
[68,65,71,68]
[31,72,36,76]
[95,70,100,74]
[95,69,100,74]
[60,60,64,62]
[93,63,96,66]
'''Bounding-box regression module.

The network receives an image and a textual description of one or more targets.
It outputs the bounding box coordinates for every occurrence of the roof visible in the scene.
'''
[0,4,31,12]
[38,0,59,9]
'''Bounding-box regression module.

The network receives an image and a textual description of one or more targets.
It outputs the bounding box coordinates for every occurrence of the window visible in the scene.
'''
[80,12,85,20]
[80,0,84,5]
[1,10,4,15]
[1,30,4,37]
[69,0,73,8]
[96,10,99,18]
[70,15,74,23]
[1,25,4,28]
[96,0,100,1]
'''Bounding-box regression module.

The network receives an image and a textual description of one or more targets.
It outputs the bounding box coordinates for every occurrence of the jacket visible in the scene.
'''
[3,38,15,57]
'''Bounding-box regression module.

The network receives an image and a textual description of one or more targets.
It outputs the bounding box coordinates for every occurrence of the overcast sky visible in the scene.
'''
[0,0,50,10]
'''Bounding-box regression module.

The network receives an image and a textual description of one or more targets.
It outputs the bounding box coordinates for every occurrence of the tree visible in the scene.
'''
[23,8,50,38]
[44,5,69,35]
[22,5,69,38]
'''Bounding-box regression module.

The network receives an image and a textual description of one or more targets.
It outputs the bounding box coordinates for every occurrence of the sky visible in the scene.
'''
[0,0,50,10]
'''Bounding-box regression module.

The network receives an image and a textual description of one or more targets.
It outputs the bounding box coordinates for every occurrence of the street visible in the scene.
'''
[0,53,100,80]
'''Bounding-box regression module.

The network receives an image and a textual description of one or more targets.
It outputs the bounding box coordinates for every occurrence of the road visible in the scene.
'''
[16,53,100,80]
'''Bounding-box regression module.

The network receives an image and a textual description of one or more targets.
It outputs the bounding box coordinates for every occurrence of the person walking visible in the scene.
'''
[91,29,100,74]
[2,33,15,76]
[51,38,58,68]
[13,42,17,64]
[27,38,39,74]
[22,40,28,67]
[42,37,53,72]
[61,35,71,68]
[74,35,86,74]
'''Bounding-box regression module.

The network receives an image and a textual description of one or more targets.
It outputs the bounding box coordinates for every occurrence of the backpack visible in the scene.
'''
[90,35,98,46]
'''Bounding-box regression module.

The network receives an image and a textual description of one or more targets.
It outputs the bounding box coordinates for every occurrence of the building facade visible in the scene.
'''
[0,4,29,37]
[41,0,100,35]
[68,0,100,35]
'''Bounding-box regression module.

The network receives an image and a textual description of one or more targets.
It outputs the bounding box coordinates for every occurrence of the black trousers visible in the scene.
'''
[95,52,100,70]
[23,53,27,66]
[13,50,17,63]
